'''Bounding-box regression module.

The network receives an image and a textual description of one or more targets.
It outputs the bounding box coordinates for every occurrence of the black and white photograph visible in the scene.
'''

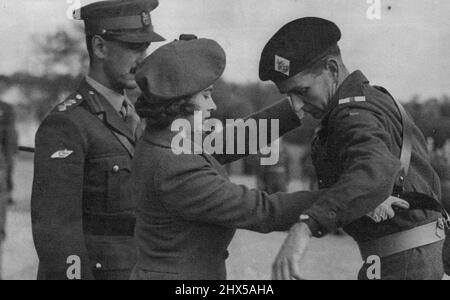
[0,0,449,284]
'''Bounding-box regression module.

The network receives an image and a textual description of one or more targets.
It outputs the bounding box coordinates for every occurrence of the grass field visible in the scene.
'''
[1,154,448,280]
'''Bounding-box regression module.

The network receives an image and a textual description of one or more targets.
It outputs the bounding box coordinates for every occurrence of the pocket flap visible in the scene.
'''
[89,155,132,172]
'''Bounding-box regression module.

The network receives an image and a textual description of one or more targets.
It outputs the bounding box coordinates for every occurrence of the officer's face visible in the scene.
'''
[188,86,217,134]
[103,39,150,91]
[276,69,336,120]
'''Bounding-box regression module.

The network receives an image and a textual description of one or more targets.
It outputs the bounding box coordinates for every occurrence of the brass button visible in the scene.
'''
[96,263,102,269]
[112,165,120,173]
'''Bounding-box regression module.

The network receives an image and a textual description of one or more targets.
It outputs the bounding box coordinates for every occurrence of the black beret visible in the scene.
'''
[74,0,165,43]
[259,17,341,82]
[136,38,226,101]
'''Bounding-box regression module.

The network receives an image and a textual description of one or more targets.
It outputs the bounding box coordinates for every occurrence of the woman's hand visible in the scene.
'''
[366,196,410,223]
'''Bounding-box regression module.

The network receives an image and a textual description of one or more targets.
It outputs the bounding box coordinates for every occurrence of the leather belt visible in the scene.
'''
[83,214,136,236]
[358,219,447,260]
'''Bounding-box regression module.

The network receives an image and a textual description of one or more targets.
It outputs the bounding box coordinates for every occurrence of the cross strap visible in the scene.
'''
[374,86,450,227]
[374,86,412,190]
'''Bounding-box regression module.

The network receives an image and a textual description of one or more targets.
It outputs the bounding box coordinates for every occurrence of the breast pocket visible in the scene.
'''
[86,155,133,213]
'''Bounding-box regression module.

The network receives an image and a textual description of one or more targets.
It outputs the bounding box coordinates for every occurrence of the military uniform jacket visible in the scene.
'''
[305,71,442,243]
[132,99,319,280]
[31,79,139,280]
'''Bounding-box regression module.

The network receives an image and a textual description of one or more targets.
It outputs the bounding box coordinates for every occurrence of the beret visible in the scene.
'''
[74,0,165,43]
[259,17,341,82]
[136,38,226,101]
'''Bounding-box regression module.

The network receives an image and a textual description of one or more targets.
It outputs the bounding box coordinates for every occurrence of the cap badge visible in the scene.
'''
[141,11,151,27]
[274,55,290,76]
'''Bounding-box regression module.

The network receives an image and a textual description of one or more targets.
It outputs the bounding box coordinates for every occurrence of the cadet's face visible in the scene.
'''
[188,86,217,133]
[103,40,150,90]
[276,69,335,120]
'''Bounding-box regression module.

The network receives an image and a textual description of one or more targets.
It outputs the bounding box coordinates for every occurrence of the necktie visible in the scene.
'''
[120,100,143,141]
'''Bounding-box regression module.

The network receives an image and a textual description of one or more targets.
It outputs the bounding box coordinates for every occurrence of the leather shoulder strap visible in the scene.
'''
[373,86,412,190]
[374,86,450,225]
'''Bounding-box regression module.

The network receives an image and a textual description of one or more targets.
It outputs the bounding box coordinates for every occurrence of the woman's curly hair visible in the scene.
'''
[135,94,198,130]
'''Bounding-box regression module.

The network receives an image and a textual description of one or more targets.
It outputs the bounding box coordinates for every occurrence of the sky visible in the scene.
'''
[1,0,450,101]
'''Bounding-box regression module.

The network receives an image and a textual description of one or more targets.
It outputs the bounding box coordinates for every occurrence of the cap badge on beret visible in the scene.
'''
[274,55,290,76]
[141,11,151,27]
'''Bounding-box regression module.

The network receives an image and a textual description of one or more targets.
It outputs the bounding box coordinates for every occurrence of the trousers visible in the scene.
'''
[358,241,444,280]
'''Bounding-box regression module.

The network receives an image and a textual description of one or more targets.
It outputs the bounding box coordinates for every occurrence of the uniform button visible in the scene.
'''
[96,263,102,269]
[328,212,337,219]
[112,165,120,173]
[76,94,83,100]
[89,91,95,95]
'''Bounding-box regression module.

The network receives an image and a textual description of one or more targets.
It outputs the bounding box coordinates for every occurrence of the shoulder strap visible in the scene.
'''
[373,86,412,190]
[374,86,450,226]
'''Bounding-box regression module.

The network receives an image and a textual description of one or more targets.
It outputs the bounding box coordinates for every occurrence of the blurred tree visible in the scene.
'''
[1,25,86,121]
[2,73,79,121]
[441,96,450,118]
[33,24,89,77]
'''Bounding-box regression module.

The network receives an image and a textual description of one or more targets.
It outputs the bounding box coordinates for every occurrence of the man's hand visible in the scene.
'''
[272,196,409,280]
[272,222,312,280]
[366,196,410,223]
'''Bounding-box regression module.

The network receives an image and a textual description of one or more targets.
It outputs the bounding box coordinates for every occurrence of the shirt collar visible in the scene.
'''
[85,76,128,112]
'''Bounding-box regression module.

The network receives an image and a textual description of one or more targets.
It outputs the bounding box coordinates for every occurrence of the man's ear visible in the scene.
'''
[92,35,108,60]
[325,58,339,81]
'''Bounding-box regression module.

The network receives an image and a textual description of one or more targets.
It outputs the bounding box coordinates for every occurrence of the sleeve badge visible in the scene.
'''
[51,149,74,159]
[338,96,366,105]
